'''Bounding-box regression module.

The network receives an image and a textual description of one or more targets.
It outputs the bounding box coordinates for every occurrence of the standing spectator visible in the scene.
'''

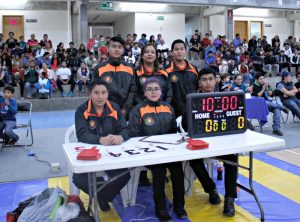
[76,62,90,95]
[0,85,19,145]
[233,33,241,48]
[37,72,50,99]
[40,34,52,48]
[272,35,281,48]
[27,34,39,51]
[291,50,300,73]
[138,33,148,48]
[93,36,136,117]
[277,50,291,72]
[276,71,300,119]
[5,32,18,49]
[24,60,39,98]
[56,61,75,97]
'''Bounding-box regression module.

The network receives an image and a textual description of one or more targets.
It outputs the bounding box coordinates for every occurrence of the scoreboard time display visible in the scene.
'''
[187,91,247,138]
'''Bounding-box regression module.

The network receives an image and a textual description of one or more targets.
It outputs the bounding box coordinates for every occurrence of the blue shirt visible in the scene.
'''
[0,97,17,121]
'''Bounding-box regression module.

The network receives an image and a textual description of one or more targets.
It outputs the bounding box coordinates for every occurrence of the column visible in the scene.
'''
[225,7,234,43]
[79,0,89,47]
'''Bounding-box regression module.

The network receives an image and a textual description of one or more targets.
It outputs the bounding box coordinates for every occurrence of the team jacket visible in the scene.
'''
[135,66,172,104]
[0,97,17,121]
[93,59,136,112]
[166,61,198,117]
[75,99,129,144]
[129,99,177,137]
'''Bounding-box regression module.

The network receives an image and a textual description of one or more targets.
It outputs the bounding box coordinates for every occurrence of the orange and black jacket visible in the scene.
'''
[129,99,177,137]
[93,59,136,112]
[135,66,173,104]
[75,99,129,144]
[166,61,198,117]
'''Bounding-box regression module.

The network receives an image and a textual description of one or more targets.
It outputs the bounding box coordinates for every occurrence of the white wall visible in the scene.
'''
[135,13,185,46]
[0,10,69,48]
[209,15,226,36]
[294,20,300,41]
[114,13,135,38]
[185,15,200,41]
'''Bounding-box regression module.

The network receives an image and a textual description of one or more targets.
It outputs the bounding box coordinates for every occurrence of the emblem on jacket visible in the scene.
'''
[104,75,112,84]
[89,120,96,129]
[170,75,178,82]
[144,117,154,126]
[140,77,147,84]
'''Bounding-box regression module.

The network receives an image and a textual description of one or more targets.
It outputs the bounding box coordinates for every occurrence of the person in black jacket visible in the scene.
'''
[93,36,136,118]
[73,79,130,212]
[166,39,199,130]
[129,77,187,221]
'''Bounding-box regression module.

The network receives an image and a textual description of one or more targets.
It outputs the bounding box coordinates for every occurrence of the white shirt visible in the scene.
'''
[57,67,71,80]
[157,43,169,58]
[124,56,136,65]
[38,78,50,93]
[39,68,56,80]
[35,48,45,59]
[283,47,293,58]
[131,47,141,58]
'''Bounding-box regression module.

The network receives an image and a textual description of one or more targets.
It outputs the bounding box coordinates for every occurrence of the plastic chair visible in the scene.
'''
[176,116,215,196]
[0,101,33,152]
[64,124,131,207]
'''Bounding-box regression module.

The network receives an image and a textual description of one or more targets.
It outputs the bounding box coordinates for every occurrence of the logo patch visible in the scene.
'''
[140,77,147,85]
[89,120,96,129]
[170,75,178,82]
[104,75,112,84]
[144,117,155,126]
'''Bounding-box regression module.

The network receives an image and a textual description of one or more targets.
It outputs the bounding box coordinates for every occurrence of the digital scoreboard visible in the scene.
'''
[187,91,247,138]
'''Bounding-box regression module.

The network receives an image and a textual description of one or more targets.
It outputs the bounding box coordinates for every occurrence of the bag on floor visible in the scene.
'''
[17,187,67,222]
[6,196,35,222]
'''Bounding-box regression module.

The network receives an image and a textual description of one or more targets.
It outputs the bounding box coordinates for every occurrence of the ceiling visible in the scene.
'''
[88,11,132,24]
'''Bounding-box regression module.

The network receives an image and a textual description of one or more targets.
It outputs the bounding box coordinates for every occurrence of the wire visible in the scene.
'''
[33,154,52,166]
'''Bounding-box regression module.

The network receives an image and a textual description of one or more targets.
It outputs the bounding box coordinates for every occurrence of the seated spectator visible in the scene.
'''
[44,42,55,59]
[205,43,216,58]
[228,59,239,78]
[37,72,50,99]
[214,50,222,66]
[35,43,45,60]
[221,73,231,91]
[84,52,98,70]
[11,64,25,99]
[148,35,156,44]
[201,33,211,47]
[252,51,264,74]
[12,54,23,69]
[213,35,223,49]
[66,42,78,56]
[56,42,65,62]
[238,61,249,74]
[218,60,228,74]
[0,85,18,145]
[235,44,245,63]
[295,72,300,100]
[40,34,52,48]
[229,73,250,92]
[76,62,90,95]
[248,35,257,52]
[51,53,61,72]
[263,51,279,77]
[223,49,235,62]
[24,60,39,99]
[276,71,300,119]
[242,71,254,89]
[215,73,222,92]
[56,61,75,97]
[276,50,290,73]
[290,50,300,73]
[24,44,33,57]
[240,51,253,68]
[39,62,56,94]
[233,33,241,48]
[157,39,169,61]
[283,43,293,60]
[138,33,148,48]
[124,50,135,65]
[0,65,11,87]
[123,43,131,57]
[1,53,12,72]
[27,34,39,51]
[252,72,286,136]
[11,43,23,57]
[37,52,51,69]
[19,36,26,50]
[78,43,87,57]
[132,42,141,60]
[189,34,201,60]
[125,34,133,47]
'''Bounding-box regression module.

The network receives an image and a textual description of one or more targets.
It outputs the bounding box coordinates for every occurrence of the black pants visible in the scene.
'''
[73,169,130,204]
[279,63,290,72]
[147,162,185,210]
[291,64,299,73]
[189,154,238,198]
[56,78,75,92]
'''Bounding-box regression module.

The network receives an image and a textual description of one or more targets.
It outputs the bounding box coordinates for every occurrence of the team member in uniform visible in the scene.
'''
[135,43,172,104]
[93,36,136,117]
[190,67,238,217]
[129,77,187,221]
[166,39,198,129]
[73,79,130,211]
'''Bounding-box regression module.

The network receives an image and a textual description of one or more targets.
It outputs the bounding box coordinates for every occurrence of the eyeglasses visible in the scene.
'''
[145,87,161,93]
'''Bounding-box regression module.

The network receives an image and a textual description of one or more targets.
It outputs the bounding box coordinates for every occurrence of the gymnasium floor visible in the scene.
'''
[0,110,300,222]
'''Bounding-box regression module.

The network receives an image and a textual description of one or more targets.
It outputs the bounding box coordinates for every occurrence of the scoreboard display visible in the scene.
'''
[186,91,247,138]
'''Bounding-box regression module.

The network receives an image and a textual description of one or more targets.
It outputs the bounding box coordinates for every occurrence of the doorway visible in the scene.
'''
[2,15,24,40]
[234,20,248,41]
